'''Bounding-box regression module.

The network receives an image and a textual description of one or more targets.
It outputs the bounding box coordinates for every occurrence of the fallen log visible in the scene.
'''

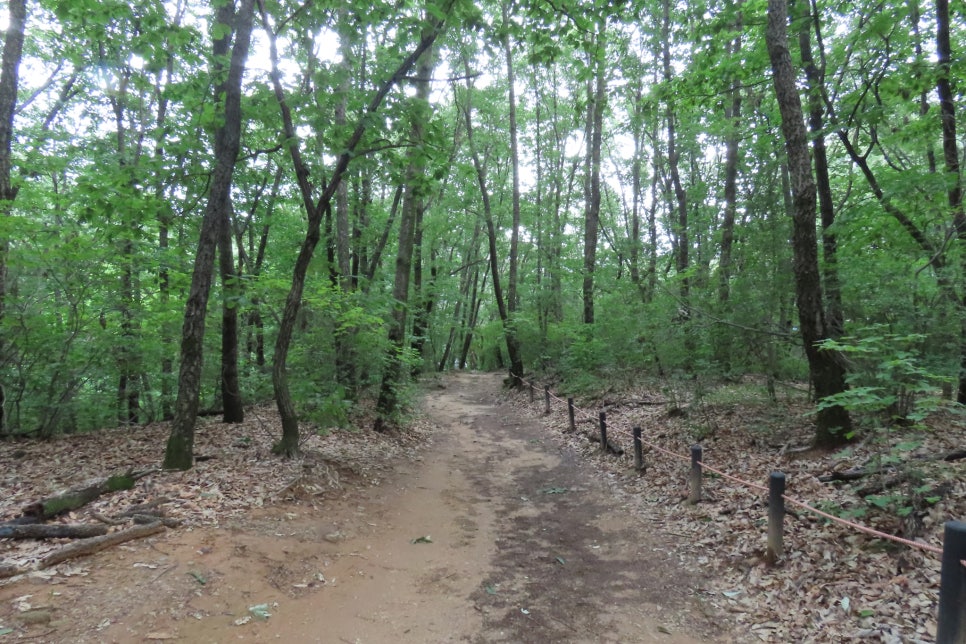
[0,523,108,540]
[0,563,24,579]
[19,469,157,522]
[38,522,165,569]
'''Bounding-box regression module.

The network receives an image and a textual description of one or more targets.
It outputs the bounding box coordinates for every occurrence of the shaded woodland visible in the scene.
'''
[0,0,963,465]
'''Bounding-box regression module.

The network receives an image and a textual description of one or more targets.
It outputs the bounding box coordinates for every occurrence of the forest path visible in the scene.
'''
[4,372,727,643]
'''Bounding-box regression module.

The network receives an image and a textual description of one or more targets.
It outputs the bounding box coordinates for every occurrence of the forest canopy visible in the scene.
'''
[0,0,963,465]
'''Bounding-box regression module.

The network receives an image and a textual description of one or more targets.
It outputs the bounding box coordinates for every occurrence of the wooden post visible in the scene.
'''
[633,426,644,472]
[529,382,534,403]
[544,385,551,414]
[766,471,786,565]
[688,445,702,504]
[938,521,966,644]
[568,397,576,432]
[599,411,607,453]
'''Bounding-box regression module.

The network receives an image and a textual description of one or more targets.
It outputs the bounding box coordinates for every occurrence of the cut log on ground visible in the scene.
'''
[38,522,165,570]
[0,523,108,539]
[18,469,157,522]
[0,563,24,579]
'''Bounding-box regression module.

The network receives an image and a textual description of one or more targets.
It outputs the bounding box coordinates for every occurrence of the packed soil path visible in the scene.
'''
[1,372,729,643]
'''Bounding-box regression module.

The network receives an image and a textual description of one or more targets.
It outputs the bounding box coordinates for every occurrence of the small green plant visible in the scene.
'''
[816,327,953,428]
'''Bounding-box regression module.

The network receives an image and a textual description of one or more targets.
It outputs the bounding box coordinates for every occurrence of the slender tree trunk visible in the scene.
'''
[163,0,255,470]
[0,0,25,435]
[718,27,742,305]
[766,0,852,448]
[218,199,243,423]
[582,35,605,326]
[502,2,525,384]
[934,0,966,404]
[462,57,522,386]
[374,27,437,429]
[795,0,843,338]
[258,0,449,451]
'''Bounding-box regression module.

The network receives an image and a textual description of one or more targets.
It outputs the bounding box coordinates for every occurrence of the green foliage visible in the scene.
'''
[816,327,954,428]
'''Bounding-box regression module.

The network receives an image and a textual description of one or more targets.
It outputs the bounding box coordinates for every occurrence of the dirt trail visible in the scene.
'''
[1,372,727,643]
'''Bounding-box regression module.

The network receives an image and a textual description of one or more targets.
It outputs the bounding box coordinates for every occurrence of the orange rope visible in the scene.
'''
[511,373,946,558]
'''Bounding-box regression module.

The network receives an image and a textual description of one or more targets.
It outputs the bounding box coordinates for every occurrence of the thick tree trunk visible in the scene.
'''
[766,0,852,448]
[794,0,843,338]
[163,0,255,470]
[934,0,966,404]
[582,35,605,326]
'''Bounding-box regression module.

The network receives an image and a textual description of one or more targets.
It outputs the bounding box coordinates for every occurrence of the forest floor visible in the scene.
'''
[0,370,962,642]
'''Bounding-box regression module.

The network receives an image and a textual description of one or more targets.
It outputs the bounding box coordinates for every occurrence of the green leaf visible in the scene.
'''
[411,535,433,544]
[188,571,207,585]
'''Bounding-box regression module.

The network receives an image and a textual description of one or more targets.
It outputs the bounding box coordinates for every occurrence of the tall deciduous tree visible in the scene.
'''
[164,0,255,470]
[0,0,26,436]
[934,0,966,404]
[766,0,852,448]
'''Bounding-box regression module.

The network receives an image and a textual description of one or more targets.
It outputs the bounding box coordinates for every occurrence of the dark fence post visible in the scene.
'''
[529,382,534,403]
[544,385,551,414]
[568,397,576,433]
[599,411,607,453]
[688,445,702,504]
[633,426,644,472]
[938,520,966,644]
[766,471,786,565]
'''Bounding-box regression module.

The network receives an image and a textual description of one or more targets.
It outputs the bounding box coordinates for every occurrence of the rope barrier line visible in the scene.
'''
[510,373,946,558]
[780,495,943,555]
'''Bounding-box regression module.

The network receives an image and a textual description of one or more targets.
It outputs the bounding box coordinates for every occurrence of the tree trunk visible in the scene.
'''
[0,0,25,432]
[718,28,742,305]
[259,2,450,452]
[502,2,525,384]
[766,0,852,448]
[934,0,966,404]
[163,0,255,470]
[219,198,243,424]
[795,0,843,338]
[582,33,605,326]
[373,29,437,429]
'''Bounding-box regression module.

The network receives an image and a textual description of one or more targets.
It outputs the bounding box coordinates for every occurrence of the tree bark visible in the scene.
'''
[795,0,843,338]
[582,32,605,326]
[766,0,852,448]
[374,31,436,428]
[259,1,450,453]
[461,55,524,386]
[163,0,255,470]
[219,198,244,424]
[0,0,27,436]
[502,2,525,384]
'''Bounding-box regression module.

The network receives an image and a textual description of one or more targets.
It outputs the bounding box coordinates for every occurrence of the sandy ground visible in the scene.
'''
[0,372,731,643]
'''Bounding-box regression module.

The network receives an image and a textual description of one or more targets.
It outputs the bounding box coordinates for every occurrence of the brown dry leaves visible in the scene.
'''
[508,380,963,643]
[0,404,434,575]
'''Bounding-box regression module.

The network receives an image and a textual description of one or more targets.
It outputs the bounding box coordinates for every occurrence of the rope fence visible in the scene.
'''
[511,373,966,643]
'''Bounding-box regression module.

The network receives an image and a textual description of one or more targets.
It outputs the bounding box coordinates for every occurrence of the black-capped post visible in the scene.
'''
[688,444,702,504]
[599,411,607,453]
[766,471,786,565]
[633,426,644,472]
[568,397,576,432]
[938,520,966,644]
